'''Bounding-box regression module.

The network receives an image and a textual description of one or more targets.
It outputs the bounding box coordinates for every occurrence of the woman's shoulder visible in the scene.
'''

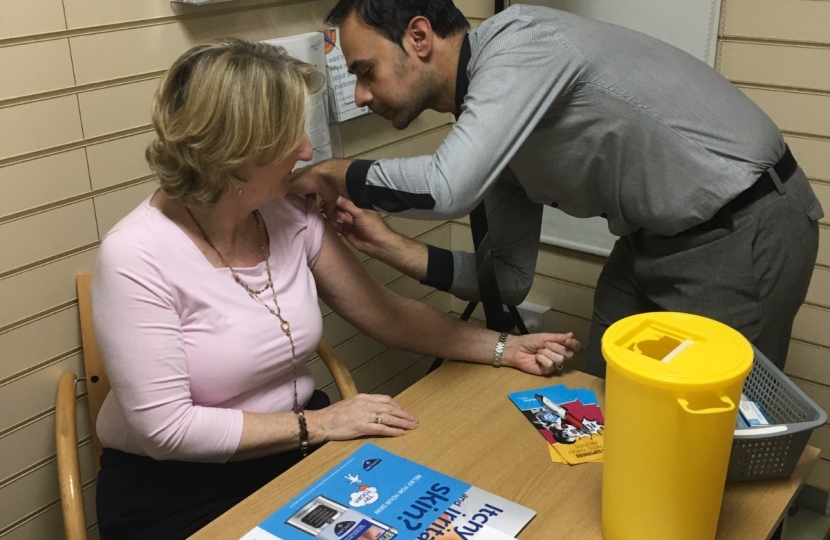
[260,195,322,230]
[97,193,186,273]
[260,195,326,264]
[262,194,317,216]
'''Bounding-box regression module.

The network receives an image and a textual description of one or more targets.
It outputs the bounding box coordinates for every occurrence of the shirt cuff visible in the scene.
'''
[421,245,454,291]
[345,160,376,209]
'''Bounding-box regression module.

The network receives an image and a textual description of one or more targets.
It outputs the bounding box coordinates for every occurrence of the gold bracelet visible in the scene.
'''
[296,411,309,458]
[492,331,508,368]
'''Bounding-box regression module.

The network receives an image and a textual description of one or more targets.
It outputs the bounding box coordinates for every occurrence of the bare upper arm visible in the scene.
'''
[311,221,397,333]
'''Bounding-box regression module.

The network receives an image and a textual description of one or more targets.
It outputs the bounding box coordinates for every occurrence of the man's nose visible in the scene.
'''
[354,82,372,108]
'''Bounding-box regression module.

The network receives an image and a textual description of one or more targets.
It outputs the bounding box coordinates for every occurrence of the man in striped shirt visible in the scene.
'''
[290,0,822,375]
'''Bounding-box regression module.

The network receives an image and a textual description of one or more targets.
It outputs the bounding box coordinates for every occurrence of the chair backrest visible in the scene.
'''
[57,273,358,539]
[74,273,357,468]
[76,273,110,470]
[317,336,358,400]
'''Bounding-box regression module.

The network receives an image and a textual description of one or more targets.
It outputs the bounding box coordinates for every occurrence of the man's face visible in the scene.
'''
[340,13,435,130]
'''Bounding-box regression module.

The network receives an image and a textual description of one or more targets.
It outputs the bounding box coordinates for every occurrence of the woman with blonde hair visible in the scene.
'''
[92,38,579,540]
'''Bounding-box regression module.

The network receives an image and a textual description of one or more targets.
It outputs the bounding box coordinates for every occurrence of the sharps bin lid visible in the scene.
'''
[601,312,753,391]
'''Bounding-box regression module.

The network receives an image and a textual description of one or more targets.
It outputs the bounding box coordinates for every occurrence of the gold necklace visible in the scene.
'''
[185,207,303,415]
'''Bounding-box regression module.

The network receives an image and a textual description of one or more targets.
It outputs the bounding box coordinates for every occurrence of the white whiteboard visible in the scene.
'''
[512,0,722,256]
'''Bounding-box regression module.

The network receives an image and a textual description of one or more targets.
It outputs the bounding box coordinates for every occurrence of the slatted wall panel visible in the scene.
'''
[717,0,830,495]
[0,0,474,536]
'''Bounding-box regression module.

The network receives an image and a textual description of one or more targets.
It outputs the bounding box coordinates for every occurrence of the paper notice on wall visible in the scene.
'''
[323,28,371,123]
[262,32,333,167]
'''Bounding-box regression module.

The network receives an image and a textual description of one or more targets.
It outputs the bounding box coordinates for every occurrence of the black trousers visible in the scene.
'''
[585,167,821,377]
[96,390,330,540]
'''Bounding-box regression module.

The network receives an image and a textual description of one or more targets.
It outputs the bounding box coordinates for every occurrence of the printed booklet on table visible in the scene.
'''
[508,385,605,465]
[240,443,535,540]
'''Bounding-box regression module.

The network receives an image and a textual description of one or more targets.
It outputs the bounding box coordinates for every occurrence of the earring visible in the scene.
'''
[237,188,243,195]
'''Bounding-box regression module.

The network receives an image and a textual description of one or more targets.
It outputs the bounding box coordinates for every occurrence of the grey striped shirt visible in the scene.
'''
[347,4,815,301]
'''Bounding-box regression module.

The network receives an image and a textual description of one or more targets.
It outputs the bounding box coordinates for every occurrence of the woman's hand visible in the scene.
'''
[308,393,418,443]
[502,332,581,375]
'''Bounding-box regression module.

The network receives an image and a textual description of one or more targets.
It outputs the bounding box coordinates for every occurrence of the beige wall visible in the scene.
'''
[0,0,501,537]
[716,0,830,493]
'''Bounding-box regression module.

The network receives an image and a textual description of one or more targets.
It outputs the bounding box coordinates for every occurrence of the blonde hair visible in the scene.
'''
[146,38,325,207]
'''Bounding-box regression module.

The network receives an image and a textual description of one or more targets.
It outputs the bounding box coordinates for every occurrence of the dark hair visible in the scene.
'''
[326,0,470,48]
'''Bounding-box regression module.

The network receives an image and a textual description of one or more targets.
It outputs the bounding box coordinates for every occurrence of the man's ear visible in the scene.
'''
[406,16,434,59]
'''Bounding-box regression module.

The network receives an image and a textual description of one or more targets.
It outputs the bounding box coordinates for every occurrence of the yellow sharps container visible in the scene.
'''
[601,312,753,540]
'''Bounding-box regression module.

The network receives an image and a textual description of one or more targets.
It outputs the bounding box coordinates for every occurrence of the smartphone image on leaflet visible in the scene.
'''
[285,496,397,539]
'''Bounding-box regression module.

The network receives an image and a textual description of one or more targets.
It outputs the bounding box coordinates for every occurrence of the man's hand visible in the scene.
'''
[329,197,429,281]
[332,197,395,258]
[502,332,581,376]
[288,159,352,219]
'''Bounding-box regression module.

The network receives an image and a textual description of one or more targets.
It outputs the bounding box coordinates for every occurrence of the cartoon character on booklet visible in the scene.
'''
[530,409,573,444]
[530,394,603,444]
[550,419,581,444]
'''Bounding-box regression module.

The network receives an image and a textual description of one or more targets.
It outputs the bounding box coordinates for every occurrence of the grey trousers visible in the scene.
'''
[585,168,822,378]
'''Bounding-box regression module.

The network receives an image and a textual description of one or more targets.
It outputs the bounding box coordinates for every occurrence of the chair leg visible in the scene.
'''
[56,371,89,540]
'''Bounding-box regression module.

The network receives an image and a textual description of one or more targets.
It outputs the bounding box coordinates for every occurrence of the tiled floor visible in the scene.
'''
[785,507,830,539]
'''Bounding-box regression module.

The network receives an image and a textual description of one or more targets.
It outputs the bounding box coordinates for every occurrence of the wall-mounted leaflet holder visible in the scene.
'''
[262,32,342,163]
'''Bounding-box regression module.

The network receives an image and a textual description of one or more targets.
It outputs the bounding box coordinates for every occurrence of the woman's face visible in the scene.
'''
[238,133,313,202]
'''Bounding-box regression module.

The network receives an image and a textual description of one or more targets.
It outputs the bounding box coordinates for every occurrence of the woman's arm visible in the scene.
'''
[94,233,416,463]
[312,221,579,375]
[232,394,416,460]
[93,236,245,462]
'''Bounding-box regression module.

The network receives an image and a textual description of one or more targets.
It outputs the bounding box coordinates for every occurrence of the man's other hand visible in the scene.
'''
[288,159,351,219]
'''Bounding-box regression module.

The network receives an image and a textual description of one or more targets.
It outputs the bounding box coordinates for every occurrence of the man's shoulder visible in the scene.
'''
[471,4,559,38]
[469,4,579,61]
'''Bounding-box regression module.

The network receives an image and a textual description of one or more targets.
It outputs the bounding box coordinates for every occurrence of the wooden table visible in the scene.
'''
[190,362,820,540]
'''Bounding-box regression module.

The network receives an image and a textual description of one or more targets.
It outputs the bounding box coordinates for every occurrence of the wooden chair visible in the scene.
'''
[56,273,358,540]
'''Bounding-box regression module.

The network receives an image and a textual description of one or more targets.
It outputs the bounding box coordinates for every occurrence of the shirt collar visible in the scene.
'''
[454,33,471,119]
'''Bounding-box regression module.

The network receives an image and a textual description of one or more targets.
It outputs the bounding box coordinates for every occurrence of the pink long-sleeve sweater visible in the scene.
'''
[92,194,324,462]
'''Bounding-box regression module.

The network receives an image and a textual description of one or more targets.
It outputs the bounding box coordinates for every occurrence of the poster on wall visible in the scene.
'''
[324,28,371,123]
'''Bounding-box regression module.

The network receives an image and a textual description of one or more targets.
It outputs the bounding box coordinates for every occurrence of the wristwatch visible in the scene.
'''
[492,331,508,368]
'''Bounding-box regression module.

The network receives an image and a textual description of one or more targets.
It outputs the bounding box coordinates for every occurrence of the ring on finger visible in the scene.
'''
[556,364,565,371]
[373,413,383,425]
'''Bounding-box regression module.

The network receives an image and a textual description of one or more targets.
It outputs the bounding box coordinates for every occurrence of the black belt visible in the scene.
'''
[727,145,797,213]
